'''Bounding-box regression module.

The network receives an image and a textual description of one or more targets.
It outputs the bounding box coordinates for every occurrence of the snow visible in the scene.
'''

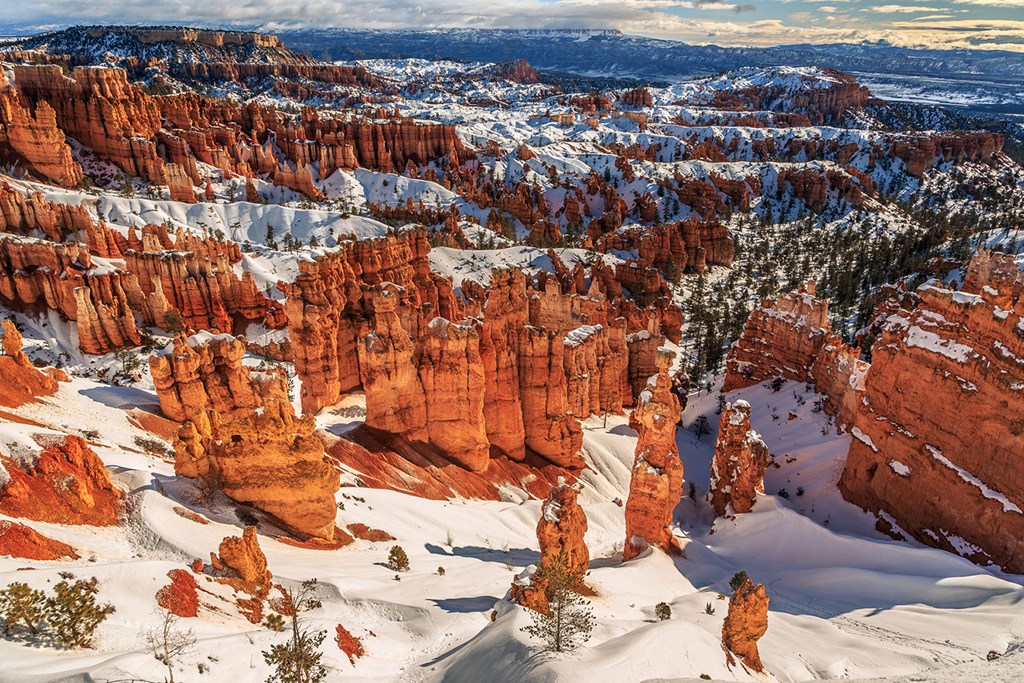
[0,372,1020,683]
[888,460,912,477]
[924,445,1022,515]
[903,326,974,363]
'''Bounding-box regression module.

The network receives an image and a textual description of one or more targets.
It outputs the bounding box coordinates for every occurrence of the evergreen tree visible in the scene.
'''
[0,582,47,636]
[521,551,595,653]
[262,580,328,683]
[45,576,115,649]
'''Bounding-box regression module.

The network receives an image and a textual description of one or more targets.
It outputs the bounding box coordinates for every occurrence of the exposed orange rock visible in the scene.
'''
[0,520,78,560]
[175,398,339,541]
[0,435,121,526]
[709,401,770,516]
[156,568,200,617]
[149,332,289,423]
[0,184,93,243]
[723,576,770,672]
[623,349,682,560]
[0,237,141,355]
[0,321,60,408]
[0,72,82,187]
[335,624,366,664]
[839,252,1024,572]
[511,482,589,611]
[519,326,584,469]
[212,527,271,587]
[723,282,830,391]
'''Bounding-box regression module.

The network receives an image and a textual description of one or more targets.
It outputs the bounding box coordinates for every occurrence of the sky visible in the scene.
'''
[2,0,1024,52]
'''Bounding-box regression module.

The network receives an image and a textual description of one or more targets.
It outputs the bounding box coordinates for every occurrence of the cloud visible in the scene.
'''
[1,0,1022,53]
[870,5,947,12]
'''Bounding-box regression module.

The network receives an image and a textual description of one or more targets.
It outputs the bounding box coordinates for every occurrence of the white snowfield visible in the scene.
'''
[0,373,1021,683]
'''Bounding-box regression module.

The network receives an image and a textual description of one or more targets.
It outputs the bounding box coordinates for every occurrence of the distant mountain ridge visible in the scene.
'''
[276,28,1024,118]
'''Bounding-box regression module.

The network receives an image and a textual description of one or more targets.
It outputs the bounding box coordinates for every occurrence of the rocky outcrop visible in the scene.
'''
[0,185,93,242]
[156,569,200,617]
[511,482,589,611]
[0,237,141,354]
[839,252,1024,573]
[723,282,830,391]
[620,87,653,108]
[175,397,339,541]
[709,401,769,516]
[0,320,62,407]
[623,349,682,560]
[722,576,770,672]
[0,520,78,560]
[149,332,289,423]
[212,527,272,587]
[0,72,82,187]
[0,435,121,526]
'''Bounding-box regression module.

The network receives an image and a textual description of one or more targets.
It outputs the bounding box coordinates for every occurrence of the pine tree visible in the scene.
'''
[521,551,595,653]
[45,576,115,649]
[0,582,47,636]
[262,580,328,683]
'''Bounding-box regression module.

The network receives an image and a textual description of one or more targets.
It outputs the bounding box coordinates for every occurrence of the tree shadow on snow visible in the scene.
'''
[429,595,499,613]
[426,543,540,566]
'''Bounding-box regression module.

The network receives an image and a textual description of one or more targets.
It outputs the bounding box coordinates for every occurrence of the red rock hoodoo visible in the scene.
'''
[722,576,770,672]
[709,401,770,516]
[511,482,589,611]
[623,349,683,561]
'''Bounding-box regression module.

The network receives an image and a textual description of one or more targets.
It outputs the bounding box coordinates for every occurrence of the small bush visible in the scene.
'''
[655,602,671,621]
[729,571,750,593]
[386,545,410,572]
[46,577,115,649]
[777,488,790,500]
[263,614,286,632]
[704,602,716,615]
[769,377,785,392]
[437,567,446,576]
[0,582,47,636]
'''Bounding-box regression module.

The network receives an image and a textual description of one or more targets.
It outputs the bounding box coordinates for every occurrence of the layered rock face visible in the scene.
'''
[149,332,289,423]
[724,281,868,425]
[709,401,769,516]
[0,72,82,187]
[722,577,770,672]
[723,282,831,391]
[286,231,675,478]
[5,63,462,200]
[623,349,683,561]
[0,320,62,407]
[839,252,1024,572]
[593,217,734,275]
[0,238,142,355]
[175,401,339,541]
[511,482,589,611]
[0,435,121,526]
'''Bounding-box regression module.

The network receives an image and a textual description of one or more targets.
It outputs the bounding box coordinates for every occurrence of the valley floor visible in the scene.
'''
[0,368,1021,683]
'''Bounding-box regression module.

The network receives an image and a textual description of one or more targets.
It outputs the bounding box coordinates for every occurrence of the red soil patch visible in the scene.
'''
[276,526,354,550]
[346,523,395,542]
[335,624,366,664]
[328,427,573,501]
[156,569,200,617]
[0,520,78,560]
[127,407,181,442]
